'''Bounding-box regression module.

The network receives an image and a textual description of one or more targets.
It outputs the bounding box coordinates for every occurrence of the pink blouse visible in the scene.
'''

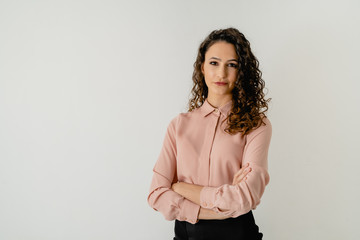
[147,98,272,224]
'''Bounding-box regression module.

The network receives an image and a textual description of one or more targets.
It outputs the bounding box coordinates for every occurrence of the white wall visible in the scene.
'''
[1,0,359,239]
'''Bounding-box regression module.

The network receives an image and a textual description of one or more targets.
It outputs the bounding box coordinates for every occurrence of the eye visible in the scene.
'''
[209,61,218,66]
[228,63,238,68]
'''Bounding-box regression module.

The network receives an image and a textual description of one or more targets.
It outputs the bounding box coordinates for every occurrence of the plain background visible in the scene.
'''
[1,0,359,239]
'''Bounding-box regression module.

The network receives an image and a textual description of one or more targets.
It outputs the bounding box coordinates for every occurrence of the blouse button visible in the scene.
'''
[214,109,219,113]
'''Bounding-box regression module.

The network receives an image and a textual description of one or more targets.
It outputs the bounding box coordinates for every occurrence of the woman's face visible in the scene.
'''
[201,41,238,99]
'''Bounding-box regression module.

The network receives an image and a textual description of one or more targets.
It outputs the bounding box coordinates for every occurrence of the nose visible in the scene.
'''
[217,64,227,79]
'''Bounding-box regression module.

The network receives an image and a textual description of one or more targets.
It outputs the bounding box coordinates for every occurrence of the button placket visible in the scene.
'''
[207,110,220,187]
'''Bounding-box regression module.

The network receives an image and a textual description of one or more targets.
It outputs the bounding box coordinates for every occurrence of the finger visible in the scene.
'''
[233,168,245,180]
[233,167,252,184]
[233,175,243,185]
[232,163,251,184]
[233,175,244,185]
[233,172,247,184]
[232,176,239,185]
[232,163,250,181]
[233,163,249,178]
[239,167,251,179]
[233,172,246,185]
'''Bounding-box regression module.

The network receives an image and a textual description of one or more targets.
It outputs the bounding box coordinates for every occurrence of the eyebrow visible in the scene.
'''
[209,57,239,62]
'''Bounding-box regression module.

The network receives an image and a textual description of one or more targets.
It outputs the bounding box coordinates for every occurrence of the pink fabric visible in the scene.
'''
[147,98,272,224]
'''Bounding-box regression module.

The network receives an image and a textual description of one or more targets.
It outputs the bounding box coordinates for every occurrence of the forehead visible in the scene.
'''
[205,41,238,59]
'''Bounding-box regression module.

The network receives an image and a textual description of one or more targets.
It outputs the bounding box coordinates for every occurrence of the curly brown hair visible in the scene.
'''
[188,27,271,136]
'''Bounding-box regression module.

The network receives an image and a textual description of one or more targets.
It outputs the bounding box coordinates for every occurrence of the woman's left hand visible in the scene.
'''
[232,163,252,185]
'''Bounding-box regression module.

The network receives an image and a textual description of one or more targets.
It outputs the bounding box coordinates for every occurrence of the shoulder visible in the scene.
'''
[174,108,202,124]
[166,108,202,131]
[256,116,272,132]
[246,116,272,141]
[259,117,272,132]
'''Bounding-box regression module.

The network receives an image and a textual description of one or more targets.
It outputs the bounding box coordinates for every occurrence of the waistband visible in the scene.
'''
[174,210,263,240]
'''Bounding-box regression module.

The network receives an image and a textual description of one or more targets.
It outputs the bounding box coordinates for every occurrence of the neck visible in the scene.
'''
[206,94,233,108]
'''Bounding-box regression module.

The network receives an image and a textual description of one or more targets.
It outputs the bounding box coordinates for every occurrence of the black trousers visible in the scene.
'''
[173,210,263,240]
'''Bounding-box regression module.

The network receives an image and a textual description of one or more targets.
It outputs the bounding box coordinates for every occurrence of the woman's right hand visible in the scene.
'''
[232,163,252,185]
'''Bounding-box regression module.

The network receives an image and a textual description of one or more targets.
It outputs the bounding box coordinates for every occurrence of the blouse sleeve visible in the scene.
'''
[199,117,272,218]
[147,116,201,224]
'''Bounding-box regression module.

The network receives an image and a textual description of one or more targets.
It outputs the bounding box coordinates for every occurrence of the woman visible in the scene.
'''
[147,27,272,240]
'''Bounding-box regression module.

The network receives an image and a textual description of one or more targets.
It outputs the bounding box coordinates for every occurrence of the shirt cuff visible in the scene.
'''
[179,199,201,224]
[199,186,217,209]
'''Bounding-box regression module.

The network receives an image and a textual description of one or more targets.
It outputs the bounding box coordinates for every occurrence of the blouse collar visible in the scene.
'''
[200,98,233,117]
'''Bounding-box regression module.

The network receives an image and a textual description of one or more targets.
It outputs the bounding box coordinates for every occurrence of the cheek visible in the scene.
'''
[204,65,216,76]
[229,71,238,82]
[203,70,211,82]
[203,69,210,83]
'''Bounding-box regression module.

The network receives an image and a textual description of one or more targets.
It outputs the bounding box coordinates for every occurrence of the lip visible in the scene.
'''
[215,82,227,86]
